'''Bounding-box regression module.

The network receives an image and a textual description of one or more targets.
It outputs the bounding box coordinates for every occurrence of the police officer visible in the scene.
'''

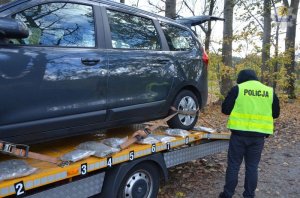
[219,69,280,198]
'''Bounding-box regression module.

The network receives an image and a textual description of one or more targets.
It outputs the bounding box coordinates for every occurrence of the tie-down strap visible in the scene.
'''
[120,106,199,149]
[0,141,63,166]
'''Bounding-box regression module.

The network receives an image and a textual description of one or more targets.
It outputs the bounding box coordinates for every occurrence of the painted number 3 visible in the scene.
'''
[81,163,87,175]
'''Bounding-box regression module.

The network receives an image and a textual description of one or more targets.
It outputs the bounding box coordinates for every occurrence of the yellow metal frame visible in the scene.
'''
[0,128,230,197]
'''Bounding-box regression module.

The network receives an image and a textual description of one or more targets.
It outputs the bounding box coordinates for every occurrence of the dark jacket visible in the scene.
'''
[222,69,280,137]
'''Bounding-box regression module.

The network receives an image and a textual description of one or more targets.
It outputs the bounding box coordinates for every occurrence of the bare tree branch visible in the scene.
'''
[240,0,264,30]
[147,0,165,13]
[203,0,207,15]
[176,0,185,17]
[182,0,195,16]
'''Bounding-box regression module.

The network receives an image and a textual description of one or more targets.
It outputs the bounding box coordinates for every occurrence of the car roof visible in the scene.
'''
[1,0,212,31]
[0,0,176,22]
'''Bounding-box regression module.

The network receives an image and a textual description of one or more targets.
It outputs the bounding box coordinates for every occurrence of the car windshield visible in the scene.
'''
[0,0,17,8]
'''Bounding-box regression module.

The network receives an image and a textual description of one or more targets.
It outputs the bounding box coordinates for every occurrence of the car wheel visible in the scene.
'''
[167,90,199,130]
[117,163,160,198]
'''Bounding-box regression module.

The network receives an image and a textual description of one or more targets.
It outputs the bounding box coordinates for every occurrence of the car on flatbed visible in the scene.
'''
[0,0,210,143]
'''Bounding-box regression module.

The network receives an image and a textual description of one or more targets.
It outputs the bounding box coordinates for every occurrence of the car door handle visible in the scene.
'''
[81,58,100,66]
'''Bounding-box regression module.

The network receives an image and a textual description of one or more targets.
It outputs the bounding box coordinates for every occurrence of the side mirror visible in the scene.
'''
[0,18,29,39]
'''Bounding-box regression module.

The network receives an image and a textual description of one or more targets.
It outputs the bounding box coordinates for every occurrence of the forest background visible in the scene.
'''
[118,0,300,101]
[1,0,299,100]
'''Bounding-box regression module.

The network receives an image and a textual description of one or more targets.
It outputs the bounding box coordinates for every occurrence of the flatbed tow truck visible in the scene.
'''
[0,124,230,198]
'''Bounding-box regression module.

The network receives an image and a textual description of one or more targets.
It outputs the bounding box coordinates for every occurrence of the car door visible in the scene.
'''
[0,1,108,140]
[103,8,174,120]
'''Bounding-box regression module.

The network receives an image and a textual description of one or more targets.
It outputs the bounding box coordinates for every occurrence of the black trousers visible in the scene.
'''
[223,134,265,198]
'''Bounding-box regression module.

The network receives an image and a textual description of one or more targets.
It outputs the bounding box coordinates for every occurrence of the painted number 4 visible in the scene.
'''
[107,157,112,167]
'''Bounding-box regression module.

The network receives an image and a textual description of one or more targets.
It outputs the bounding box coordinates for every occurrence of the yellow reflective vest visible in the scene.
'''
[227,80,274,134]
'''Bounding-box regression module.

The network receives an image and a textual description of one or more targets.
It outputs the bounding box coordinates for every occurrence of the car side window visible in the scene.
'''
[11,3,95,47]
[106,9,161,50]
[160,22,195,51]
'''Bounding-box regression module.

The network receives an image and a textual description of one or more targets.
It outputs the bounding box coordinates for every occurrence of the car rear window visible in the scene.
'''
[107,9,161,50]
[160,22,196,51]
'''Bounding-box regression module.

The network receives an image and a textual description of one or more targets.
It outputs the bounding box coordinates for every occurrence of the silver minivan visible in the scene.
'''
[0,0,215,143]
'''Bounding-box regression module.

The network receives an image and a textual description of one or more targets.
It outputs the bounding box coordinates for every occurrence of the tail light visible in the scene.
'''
[202,49,209,66]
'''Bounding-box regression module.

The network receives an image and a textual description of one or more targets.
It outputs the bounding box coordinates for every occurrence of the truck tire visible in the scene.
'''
[117,162,160,198]
[167,90,199,130]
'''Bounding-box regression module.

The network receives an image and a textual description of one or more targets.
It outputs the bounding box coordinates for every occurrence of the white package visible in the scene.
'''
[194,126,216,133]
[165,129,190,137]
[60,149,95,162]
[152,134,176,143]
[77,141,120,158]
[0,160,37,182]
[101,137,128,148]
[137,136,160,145]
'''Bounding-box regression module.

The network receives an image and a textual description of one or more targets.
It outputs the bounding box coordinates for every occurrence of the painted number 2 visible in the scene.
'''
[14,181,25,196]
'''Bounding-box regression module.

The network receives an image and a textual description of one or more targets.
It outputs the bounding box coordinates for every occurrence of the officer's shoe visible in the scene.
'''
[218,192,227,198]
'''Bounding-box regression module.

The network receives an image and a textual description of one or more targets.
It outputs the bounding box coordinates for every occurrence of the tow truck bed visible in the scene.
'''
[0,125,230,197]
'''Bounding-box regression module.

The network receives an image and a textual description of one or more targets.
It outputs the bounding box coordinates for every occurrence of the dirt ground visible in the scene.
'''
[158,98,300,198]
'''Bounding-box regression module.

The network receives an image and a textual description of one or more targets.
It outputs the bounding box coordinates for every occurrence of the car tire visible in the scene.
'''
[167,90,199,130]
[117,163,160,198]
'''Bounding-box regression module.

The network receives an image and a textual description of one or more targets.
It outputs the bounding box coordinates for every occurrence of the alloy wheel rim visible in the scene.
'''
[177,96,197,126]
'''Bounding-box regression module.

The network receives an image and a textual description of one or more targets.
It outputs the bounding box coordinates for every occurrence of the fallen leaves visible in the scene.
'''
[158,98,300,198]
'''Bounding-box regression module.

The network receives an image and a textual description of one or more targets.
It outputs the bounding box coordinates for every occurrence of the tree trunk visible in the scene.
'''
[262,0,271,85]
[204,0,216,52]
[273,24,280,89]
[165,0,176,19]
[220,0,234,97]
[285,0,299,99]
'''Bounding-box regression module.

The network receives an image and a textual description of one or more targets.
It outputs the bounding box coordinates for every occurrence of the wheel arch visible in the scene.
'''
[172,85,203,109]
[100,153,168,198]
